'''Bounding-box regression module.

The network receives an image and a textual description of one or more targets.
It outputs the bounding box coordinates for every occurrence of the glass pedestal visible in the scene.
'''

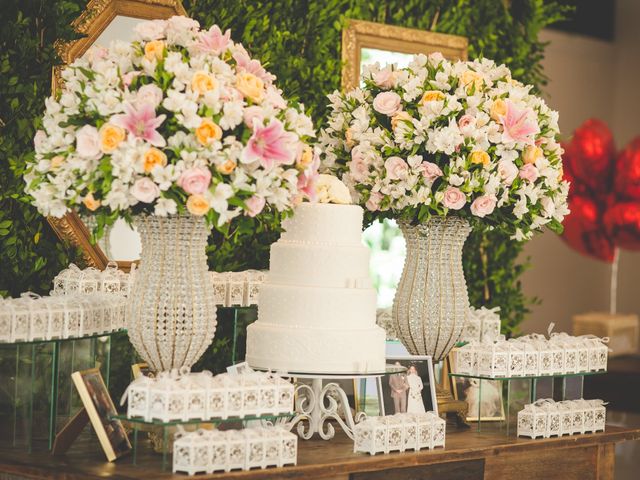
[0,331,124,451]
[449,371,606,435]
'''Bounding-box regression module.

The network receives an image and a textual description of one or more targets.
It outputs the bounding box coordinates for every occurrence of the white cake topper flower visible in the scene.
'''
[314,174,352,204]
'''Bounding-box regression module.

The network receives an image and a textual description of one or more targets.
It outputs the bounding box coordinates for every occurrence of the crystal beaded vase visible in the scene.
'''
[126,215,217,372]
[392,217,472,362]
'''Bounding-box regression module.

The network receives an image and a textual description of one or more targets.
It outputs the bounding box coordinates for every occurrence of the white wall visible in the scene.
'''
[520,9,640,335]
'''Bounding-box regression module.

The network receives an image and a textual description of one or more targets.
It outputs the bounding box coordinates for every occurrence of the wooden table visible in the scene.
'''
[0,425,638,480]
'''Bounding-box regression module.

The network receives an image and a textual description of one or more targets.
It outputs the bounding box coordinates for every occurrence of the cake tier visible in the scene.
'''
[280,203,364,246]
[258,283,376,329]
[246,322,386,374]
[268,242,371,288]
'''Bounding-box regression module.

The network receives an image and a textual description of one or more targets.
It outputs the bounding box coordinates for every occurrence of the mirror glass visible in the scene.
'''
[79,15,145,262]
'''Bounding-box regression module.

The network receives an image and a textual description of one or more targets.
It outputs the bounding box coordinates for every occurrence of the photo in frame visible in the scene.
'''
[131,362,151,379]
[71,368,131,461]
[449,349,506,422]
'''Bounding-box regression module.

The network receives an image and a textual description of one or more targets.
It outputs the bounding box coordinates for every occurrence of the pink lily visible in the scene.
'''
[233,45,275,84]
[196,25,231,54]
[111,103,166,147]
[242,119,296,168]
[297,157,320,202]
[499,100,539,145]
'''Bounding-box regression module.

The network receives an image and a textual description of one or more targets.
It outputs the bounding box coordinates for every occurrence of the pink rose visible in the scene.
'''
[135,84,163,108]
[372,69,395,89]
[245,195,266,217]
[373,91,402,116]
[519,163,539,183]
[458,114,474,128]
[457,114,476,137]
[349,146,369,182]
[177,167,212,195]
[421,161,443,183]
[365,192,383,212]
[134,19,166,41]
[497,159,518,185]
[385,156,408,180]
[75,125,102,159]
[243,106,264,129]
[131,177,160,203]
[470,194,497,218]
[442,186,466,210]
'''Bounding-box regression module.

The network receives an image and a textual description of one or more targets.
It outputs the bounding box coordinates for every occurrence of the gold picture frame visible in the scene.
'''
[71,367,131,461]
[341,19,468,91]
[48,0,187,272]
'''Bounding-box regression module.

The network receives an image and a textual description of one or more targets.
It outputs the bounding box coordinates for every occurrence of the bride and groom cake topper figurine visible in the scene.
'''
[389,362,426,414]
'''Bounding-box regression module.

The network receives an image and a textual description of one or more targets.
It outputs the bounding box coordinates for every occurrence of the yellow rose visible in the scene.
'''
[391,111,413,130]
[186,194,210,216]
[99,123,126,153]
[235,72,265,103]
[144,40,165,61]
[83,192,101,211]
[460,70,484,93]
[490,99,507,121]
[419,90,445,105]
[142,147,167,173]
[523,145,543,165]
[50,155,64,170]
[216,159,237,175]
[191,71,217,95]
[345,128,354,148]
[469,150,490,167]
[195,119,223,146]
[296,145,313,169]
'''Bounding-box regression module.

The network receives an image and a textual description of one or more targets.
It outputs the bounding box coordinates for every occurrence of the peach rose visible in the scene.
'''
[216,159,237,175]
[296,145,313,169]
[144,40,165,61]
[391,111,412,130]
[195,118,223,145]
[50,155,64,170]
[142,147,167,173]
[470,194,497,218]
[421,161,443,183]
[186,194,210,216]
[523,145,543,165]
[191,71,217,95]
[469,150,490,167]
[419,90,445,105]
[442,186,466,210]
[235,72,265,103]
[82,192,101,211]
[373,91,402,116]
[99,123,126,153]
[490,99,507,121]
[460,70,484,93]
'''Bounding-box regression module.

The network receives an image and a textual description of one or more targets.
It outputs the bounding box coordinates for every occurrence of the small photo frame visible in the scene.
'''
[131,362,152,379]
[385,355,438,416]
[71,368,131,461]
[226,361,252,376]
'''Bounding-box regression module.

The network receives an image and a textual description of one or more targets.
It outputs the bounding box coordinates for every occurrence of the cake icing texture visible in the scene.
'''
[246,202,386,374]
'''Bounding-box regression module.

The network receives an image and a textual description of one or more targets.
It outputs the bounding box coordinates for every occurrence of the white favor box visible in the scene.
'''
[518,399,607,439]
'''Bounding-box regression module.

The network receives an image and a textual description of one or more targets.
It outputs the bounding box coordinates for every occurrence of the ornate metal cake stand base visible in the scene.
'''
[286,378,362,440]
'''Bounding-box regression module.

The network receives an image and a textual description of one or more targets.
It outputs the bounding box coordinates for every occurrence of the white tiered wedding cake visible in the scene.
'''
[246,180,386,374]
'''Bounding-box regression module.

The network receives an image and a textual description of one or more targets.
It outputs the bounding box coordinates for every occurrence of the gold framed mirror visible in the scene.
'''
[341,19,468,91]
[48,0,186,272]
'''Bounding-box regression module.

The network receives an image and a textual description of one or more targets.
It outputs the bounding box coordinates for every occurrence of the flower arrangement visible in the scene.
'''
[319,54,570,240]
[24,16,318,233]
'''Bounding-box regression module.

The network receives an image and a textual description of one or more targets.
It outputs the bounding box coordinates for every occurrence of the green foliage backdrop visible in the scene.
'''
[1,1,569,322]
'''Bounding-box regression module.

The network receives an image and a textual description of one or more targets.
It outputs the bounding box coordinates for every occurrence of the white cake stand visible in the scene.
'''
[258,366,406,441]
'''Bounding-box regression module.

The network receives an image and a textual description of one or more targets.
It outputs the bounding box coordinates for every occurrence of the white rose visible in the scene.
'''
[131,177,160,203]
[315,174,352,204]
[133,19,166,41]
[75,125,102,160]
[135,84,163,108]
[372,91,402,116]
[497,159,518,185]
